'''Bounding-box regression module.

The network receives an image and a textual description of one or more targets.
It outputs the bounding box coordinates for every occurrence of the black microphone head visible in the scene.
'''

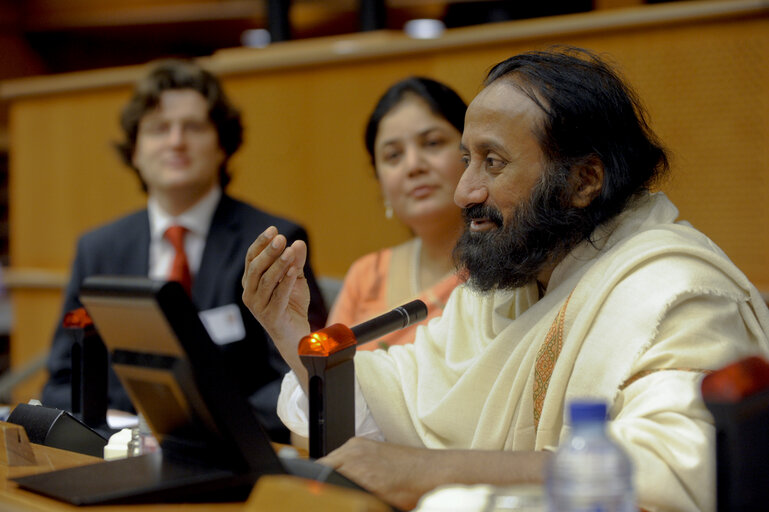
[394,300,427,327]
[349,299,429,345]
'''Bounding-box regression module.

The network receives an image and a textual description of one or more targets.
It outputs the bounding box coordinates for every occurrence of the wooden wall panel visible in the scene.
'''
[8,290,64,402]
[3,1,768,403]
[618,19,769,288]
[10,87,143,268]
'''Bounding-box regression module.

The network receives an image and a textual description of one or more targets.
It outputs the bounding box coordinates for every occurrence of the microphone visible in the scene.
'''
[298,299,427,458]
[350,299,427,346]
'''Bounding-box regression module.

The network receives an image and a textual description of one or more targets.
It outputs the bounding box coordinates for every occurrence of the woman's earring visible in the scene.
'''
[384,200,394,220]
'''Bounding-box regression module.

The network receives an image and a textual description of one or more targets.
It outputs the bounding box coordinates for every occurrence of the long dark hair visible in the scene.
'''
[364,76,467,171]
[484,47,669,231]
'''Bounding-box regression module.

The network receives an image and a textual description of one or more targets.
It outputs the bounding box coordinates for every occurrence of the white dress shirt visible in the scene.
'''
[147,186,221,281]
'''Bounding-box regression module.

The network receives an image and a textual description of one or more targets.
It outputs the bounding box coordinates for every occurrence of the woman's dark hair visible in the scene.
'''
[364,76,467,170]
[115,59,243,190]
[484,46,669,232]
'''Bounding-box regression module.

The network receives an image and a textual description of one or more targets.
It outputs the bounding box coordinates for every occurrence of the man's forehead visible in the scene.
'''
[468,80,543,120]
[462,81,544,146]
[142,89,210,119]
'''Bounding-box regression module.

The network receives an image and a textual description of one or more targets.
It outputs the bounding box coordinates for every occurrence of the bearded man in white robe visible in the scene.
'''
[242,47,769,512]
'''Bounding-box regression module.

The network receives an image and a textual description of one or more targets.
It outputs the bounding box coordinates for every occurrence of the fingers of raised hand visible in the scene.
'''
[286,240,307,278]
[242,226,289,286]
[243,226,278,286]
[243,237,309,318]
[242,230,290,304]
[245,226,278,263]
[266,245,301,306]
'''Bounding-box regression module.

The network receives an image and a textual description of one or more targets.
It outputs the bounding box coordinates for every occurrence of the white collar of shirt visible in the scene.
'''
[147,186,222,280]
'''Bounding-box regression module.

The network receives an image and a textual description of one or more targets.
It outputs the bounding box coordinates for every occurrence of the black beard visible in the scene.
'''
[453,170,597,292]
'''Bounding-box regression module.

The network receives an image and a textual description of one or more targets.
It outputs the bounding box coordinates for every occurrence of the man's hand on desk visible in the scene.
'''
[318,438,432,511]
[317,437,551,511]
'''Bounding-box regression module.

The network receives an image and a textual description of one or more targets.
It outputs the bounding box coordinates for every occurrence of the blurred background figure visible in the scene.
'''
[40,59,327,442]
[328,77,467,350]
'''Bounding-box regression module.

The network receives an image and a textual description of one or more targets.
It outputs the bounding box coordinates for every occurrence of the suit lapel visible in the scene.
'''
[193,195,240,307]
[124,211,151,275]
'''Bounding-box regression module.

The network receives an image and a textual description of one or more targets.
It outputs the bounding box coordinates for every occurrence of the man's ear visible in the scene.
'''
[570,157,604,208]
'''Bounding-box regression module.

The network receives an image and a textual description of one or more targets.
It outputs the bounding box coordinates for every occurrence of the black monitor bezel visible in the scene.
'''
[79,275,284,474]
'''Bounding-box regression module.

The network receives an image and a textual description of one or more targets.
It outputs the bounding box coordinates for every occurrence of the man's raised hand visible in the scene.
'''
[242,226,312,380]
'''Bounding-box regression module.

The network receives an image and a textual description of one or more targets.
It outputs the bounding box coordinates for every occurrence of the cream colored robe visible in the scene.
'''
[354,192,769,512]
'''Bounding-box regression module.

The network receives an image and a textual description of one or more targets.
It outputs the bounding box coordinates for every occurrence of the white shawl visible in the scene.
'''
[355,192,769,511]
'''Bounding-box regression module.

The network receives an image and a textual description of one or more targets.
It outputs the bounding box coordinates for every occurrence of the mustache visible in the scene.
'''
[462,204,504,228]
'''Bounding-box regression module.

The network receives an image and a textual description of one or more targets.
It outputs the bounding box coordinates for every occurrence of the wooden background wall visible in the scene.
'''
[2,0,768,403]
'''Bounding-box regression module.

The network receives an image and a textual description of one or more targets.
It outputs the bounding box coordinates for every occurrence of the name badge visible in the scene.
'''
[199,303,246,345]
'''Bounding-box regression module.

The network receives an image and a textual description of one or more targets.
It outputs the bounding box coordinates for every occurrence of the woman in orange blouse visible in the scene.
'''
[328,77,467,350]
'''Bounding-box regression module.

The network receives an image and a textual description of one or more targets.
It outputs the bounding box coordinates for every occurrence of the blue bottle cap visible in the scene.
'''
[569,401,607,423]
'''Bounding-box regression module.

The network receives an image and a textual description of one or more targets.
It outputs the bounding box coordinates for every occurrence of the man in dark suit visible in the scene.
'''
[41,59,327,442]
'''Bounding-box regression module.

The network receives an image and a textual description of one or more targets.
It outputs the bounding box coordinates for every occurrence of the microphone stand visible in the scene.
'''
[298,300,427,458]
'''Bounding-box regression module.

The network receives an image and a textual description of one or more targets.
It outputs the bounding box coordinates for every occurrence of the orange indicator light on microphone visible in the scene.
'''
[298,324,356,356]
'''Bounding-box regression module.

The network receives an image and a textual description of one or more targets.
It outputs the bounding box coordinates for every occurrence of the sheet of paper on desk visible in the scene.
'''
[415,484,544,511]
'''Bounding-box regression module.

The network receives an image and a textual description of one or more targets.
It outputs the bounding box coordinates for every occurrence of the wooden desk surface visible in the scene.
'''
[0,443,245,512]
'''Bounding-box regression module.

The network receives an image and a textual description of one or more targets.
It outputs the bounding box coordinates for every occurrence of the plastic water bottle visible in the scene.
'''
[545,401,636,512]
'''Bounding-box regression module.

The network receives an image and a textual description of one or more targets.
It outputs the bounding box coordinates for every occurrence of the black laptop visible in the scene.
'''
[13,276,365,505]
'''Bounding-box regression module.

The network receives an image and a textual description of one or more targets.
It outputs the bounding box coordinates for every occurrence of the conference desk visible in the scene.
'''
[0,442,393,512]
[0,443,245,511]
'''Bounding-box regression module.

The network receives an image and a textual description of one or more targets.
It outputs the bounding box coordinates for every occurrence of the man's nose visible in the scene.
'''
[454,166,486,208]
[167,124,185,146]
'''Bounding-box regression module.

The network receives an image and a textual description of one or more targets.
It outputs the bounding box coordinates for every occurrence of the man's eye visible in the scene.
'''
[185,121,210,133]
[141,122,168,135]
[460,155,470,168]
[486,157,505,170]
